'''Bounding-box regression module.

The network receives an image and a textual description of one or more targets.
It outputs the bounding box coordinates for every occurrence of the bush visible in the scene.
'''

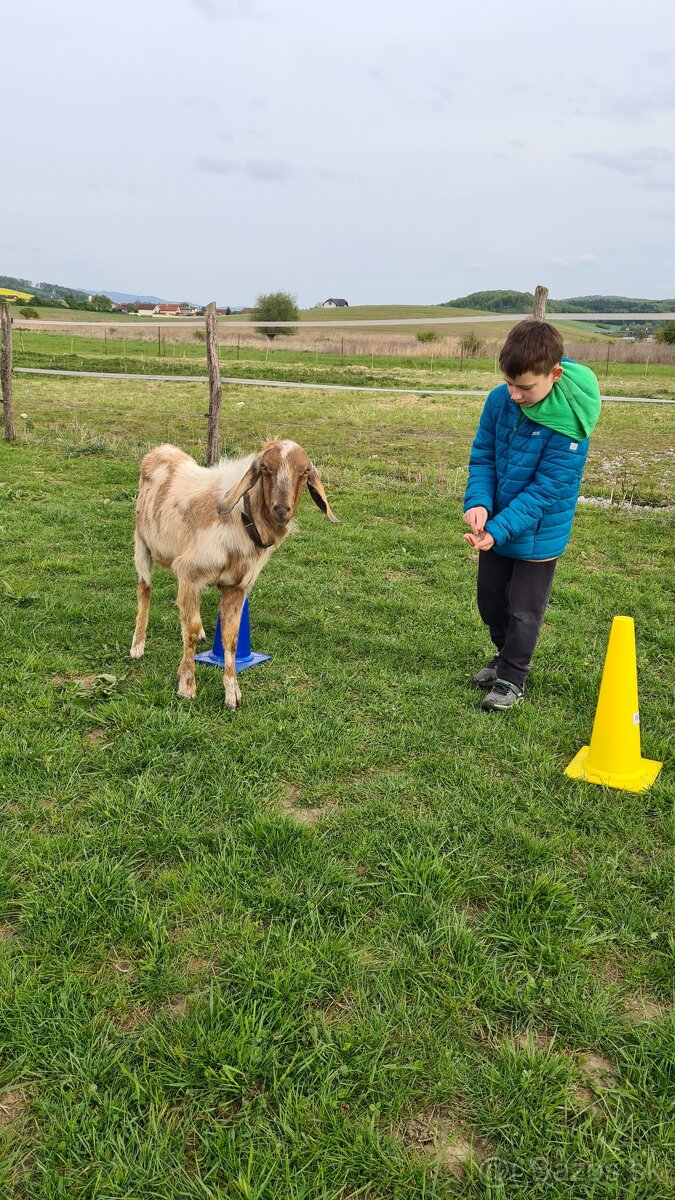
[252,291,299,341]
[19,307,39,319]
[655,322,675,345]
[416,331,439,343]
[460,331,485,357]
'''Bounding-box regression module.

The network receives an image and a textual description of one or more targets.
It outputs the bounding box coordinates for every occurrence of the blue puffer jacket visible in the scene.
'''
[463,384,590,560]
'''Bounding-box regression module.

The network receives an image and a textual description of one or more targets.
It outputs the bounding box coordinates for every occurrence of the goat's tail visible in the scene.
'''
[134,529,153,585]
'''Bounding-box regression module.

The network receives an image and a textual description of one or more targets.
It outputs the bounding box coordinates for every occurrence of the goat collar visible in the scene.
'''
[241,492,274,550]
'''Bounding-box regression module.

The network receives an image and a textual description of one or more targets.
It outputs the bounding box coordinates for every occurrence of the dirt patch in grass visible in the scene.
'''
[0,922,14,941]
[108,958,139,981]
[115,1005,152,1033]
[313,991,355,1025]
[384,569,415,583]
[82,727,113,748]
[402,1107,489,1179]
[461,898,488,925]
[165,995,188,1018]
[186,955,213,976]
[0,1089,28,1127]
[280,783,335,827]
[624,993,671,1022]
[513,1029,555,1053]
[573,1052,619,1119]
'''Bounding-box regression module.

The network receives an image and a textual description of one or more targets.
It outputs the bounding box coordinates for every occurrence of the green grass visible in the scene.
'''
[1,377,673,1198]
[11,331,675,409]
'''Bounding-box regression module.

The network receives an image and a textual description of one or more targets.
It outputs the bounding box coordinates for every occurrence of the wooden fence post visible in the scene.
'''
[205,302,222,466]
[532,285,549,320]
[1,301,15,442]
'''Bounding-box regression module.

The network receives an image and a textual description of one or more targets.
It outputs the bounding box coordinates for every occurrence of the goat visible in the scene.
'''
[131,439,338,707]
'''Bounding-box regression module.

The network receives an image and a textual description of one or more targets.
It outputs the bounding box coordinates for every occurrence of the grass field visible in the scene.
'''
[10,326,675,403]
[0,375,673,1198]
[11,303,609,341]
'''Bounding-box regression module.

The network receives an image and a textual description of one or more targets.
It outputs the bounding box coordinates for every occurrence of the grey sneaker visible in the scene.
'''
[481,679,524,711]
[473,656,500,688]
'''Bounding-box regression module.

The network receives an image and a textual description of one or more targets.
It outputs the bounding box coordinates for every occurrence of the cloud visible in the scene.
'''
[604,82,675,122]
[195,156,364,185]
[548,253,600,268]
[576,147,675,192]
[575,147,674,177]
[187,0,265,20]
[195,156,299,182]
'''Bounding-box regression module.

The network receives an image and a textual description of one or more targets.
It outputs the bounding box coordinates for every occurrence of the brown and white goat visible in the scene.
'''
[131,440,338,707]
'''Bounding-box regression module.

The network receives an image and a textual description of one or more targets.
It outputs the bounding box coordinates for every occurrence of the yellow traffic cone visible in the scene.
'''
[566,616,662,793]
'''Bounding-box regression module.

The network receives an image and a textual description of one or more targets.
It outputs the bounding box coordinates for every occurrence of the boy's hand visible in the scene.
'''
[464,531,495,551]
[463,506,488,536]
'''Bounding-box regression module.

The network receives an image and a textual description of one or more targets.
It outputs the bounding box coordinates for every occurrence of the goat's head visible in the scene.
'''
[217,440,339,526]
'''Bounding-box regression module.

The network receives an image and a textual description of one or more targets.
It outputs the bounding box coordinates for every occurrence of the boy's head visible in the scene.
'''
[499,320,564,406]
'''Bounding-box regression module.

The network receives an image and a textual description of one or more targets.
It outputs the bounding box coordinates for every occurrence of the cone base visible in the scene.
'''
[565,745,662,793]
[195,648,272,672]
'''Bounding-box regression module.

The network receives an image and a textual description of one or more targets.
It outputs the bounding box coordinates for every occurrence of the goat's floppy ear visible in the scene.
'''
[307,467,339,523]
[217,458,261,516]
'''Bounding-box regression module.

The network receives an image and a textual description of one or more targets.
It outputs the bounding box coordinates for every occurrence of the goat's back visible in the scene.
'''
[135,444,256,568]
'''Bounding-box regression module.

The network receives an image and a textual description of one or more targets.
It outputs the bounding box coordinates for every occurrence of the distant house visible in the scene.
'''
[322,298,349,308]
[138,303,159,316]
[158,303,182,317]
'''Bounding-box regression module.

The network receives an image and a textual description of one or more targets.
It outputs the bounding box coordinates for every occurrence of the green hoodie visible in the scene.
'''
[525,359,601,440]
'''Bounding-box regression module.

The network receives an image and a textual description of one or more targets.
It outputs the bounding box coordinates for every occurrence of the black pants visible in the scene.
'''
[477,551,558,690]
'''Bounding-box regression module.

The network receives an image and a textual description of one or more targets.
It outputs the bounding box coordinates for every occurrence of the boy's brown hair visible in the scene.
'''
[499,319,564,377]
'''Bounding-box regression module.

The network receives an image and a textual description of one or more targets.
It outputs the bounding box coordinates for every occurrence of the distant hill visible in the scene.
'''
[443,290,675,314]
[0,274,178,306]
[0,274,88,304]
[84,289,167,305]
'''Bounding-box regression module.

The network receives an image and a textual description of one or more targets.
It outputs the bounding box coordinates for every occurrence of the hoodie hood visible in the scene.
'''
[525,359,601,439]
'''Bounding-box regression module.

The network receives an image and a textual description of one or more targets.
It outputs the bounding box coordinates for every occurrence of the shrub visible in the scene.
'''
[460,331,485,357]
[416,331,439,343]
[655,322,675,345]
[19,307,39,319]
[252,291,299,340]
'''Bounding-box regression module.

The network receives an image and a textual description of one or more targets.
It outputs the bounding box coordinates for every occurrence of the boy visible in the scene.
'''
[463,319,601,711]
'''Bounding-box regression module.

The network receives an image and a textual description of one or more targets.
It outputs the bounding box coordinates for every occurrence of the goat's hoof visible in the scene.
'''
[177,677,196,700]
[130,641,145,659]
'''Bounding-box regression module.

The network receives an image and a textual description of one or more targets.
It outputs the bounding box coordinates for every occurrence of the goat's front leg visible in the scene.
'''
[218,585,246,709]
[131,579,152,659]
[131,532,153,659]
[176,579,204,699]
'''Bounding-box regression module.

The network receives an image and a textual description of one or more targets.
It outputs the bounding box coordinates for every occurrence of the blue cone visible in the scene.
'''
[195,595,272,671]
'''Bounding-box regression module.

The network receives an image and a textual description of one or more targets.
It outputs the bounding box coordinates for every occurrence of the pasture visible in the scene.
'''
[0,372,673,1198]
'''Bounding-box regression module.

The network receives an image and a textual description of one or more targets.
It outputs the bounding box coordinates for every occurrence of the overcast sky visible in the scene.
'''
[4,0,675,307]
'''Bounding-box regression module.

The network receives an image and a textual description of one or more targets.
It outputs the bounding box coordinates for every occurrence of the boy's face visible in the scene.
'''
[504,364,563,406]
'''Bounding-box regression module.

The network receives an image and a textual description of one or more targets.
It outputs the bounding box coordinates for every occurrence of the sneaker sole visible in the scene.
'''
[481,696,524,711]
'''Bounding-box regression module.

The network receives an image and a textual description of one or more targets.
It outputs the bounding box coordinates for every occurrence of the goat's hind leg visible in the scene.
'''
[131,532,152,659]
[176,578,203,699]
